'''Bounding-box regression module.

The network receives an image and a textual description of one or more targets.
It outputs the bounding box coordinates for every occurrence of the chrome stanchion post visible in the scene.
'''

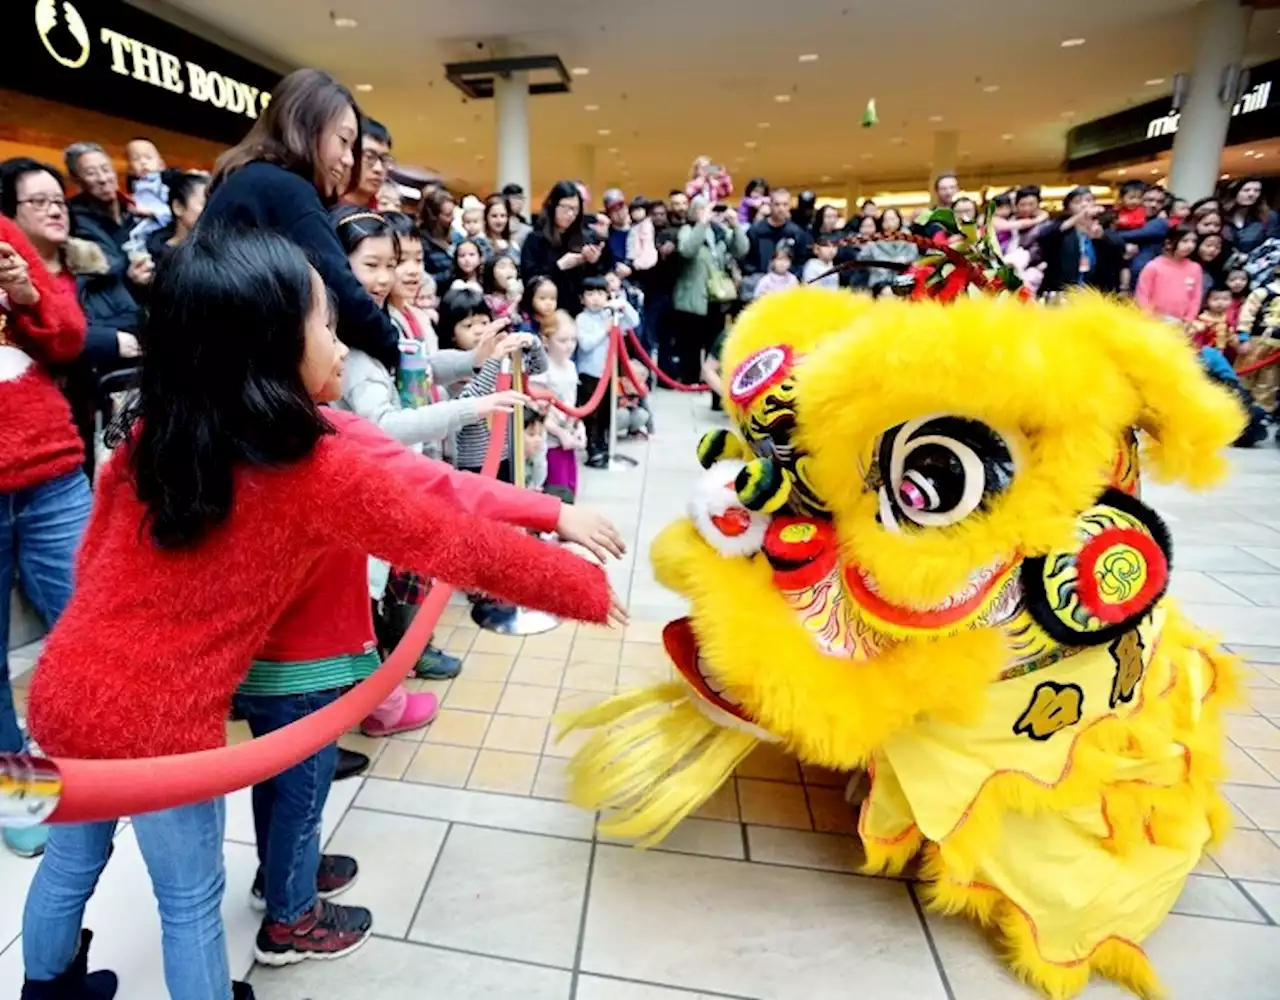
[472,345,561,635]
[0,754,62,829]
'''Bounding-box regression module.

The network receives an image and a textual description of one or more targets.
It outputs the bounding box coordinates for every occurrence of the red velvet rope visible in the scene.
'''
[44,381,514,824]
[525,329,620,418]
[1235,349,1280,377]
[622,328,709,393]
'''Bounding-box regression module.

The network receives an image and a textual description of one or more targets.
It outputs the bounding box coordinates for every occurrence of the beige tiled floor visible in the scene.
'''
[6,389,1280,998]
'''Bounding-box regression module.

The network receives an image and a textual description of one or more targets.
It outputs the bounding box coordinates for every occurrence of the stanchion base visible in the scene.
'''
[471,602,562,635]
[608,454,639,468]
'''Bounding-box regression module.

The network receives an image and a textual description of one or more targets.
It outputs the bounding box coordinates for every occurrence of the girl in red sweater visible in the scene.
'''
[20,226,622,1000]
[0,215,91,863]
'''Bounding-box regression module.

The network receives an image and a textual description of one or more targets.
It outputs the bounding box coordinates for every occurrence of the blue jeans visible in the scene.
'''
[0,472,93,753]
[232,688,341,924]
[23,799,230,1000]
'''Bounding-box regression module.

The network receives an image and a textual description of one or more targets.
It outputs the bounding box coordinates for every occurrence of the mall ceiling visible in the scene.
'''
[145,0,1280,196]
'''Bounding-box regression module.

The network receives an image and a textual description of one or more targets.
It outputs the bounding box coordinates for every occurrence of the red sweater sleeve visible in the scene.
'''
[326,409,562,533]
[0,217,86,364]
[308,417,611,623]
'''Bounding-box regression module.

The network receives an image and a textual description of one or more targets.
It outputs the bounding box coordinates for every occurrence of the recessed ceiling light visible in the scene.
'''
[1060,38,1086,48]
[798,53,819,62]
[1256,153,1267,159]
[960,149,972,157]
[1118,169,1127,176]
[475,154,485,161]
[1145,78,1165,86]
[757,122,771,129]
[1221,173,1231,180]
[745,140,758,149]
[332,15,358,28]
[571,67,590,76]
[1150,168,1159,175]
[860,152,874,160]
[774,94,792,103]
[607,146,619,154]
[1061,110,1076,117]
[889,136,905,144]
[597,128,611,136]
[820,174,832,182]
[928,114,944,123]
[982,84,1000,93]
[354,83,373,92]
[454,136,466,144]
[841,163,852,170]
[584,104,599,112]
[1001,133,1015,140]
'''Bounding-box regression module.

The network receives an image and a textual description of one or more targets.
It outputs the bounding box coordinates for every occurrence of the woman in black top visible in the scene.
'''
[519,180,611,311]
[200,68,399,370]
[418,187,457,292]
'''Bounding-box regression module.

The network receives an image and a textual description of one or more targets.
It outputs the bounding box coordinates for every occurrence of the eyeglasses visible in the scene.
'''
[362,151,395,169]
[16,196,68,214]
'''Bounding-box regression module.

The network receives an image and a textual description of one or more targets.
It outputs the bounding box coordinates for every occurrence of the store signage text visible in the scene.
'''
[1146,80,1272,139]
[96,27,270,119]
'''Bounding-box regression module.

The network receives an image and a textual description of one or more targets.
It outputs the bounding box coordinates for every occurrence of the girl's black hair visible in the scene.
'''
[164,169,208,212]
[1163,224,1196,253]
[382,210,420,241]
[522,406,546,429]
[436,285,492,349]
[519,274,557,322]
[745,177,768,198]
[331,205,400,258]
[452,238,483,284]
[0,157,65,218]
[482,252,516,295]
[538,180,585,250]
[110,226,333,548]
[992,192,1013,211]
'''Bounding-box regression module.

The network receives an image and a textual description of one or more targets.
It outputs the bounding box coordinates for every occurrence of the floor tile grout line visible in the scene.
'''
[735,778,751,861]
[908,882,958,1000]
[1233,879,1278,926]
[403,820,454,937]
[567,838,598,1000]
[372,931,576,973]
[583,971,759,1000]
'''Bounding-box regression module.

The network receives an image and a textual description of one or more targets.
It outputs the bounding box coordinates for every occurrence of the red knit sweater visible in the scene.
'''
[28,409,610,759]
[0,217,87,493]
[256,414,563,663]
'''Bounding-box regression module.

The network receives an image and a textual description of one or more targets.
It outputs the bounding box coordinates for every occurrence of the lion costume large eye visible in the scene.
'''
[876,417,1014,530]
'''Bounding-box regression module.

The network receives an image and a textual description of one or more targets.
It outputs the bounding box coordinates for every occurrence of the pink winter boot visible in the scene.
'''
[361,685,439,737]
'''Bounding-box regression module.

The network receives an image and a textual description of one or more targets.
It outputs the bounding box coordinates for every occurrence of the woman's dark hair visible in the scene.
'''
[0,157,65,218]
[1196,232,1225,259]
[418,186,455,243]
[992,192,1013,212]
[483,193,511,241]
[879,206,904,233]
[110,226,332,548]
[1227,176,1269,225]
[519,274,557,321]
[1191,197,1220,218]
[1163,224,1196,253]
[745,177,768,198]
[811,204,841,237]
[539,180,584,250]
[436,286,492,349]
[482,252,516,295]
[331,205,400,258]
[164,170,208,213]
[382,210,420,241]
[214,68,363,203]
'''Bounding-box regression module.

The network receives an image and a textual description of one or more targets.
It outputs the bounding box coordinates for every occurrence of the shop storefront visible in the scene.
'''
[1067,59,1280,179]
[0,0,281,171]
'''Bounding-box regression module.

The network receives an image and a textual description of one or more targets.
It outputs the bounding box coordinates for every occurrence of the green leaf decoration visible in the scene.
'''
[861,98,878,128]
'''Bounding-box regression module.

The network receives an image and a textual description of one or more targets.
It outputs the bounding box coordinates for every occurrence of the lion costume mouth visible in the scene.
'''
[843,558,1018,630]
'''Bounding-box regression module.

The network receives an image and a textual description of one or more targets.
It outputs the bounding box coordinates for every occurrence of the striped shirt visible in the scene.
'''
[450,339,548,470]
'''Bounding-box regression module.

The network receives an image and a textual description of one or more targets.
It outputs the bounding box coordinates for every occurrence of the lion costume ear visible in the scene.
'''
[1077,297,1245,489]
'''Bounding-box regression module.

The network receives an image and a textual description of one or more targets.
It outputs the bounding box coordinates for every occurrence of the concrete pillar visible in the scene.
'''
[931,130,959,188]
[1169,0,1253,200]
[494,71,531,200]
[845,179,863,219]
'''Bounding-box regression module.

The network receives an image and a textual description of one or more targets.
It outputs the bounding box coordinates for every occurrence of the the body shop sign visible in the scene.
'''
[3,0,281,145]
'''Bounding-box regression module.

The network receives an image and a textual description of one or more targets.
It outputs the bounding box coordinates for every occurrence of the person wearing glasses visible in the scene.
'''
[342,117,394,211]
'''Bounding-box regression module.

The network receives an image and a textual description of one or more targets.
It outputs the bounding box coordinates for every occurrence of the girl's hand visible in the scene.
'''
[473,316,513,364]
[558,252,584,270]
[606,591,629,628]
[474,390,532,417]
[495,332,537,358]
[555,506,627,562]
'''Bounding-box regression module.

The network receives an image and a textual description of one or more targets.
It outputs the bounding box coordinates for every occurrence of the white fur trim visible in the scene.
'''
[688,461,770,557]
[0,345,34,383]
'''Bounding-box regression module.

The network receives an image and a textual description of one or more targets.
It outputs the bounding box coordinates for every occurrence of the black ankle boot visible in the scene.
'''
[21,929,117,999]
[334,747,370,782]
[232,982,256,1000]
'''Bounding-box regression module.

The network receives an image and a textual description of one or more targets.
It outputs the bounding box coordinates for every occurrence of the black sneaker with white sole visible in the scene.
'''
[249,854,358,912]
[253,900,372,966]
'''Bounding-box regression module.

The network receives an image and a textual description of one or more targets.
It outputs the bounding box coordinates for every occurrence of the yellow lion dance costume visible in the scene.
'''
[562,281,1247,999]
